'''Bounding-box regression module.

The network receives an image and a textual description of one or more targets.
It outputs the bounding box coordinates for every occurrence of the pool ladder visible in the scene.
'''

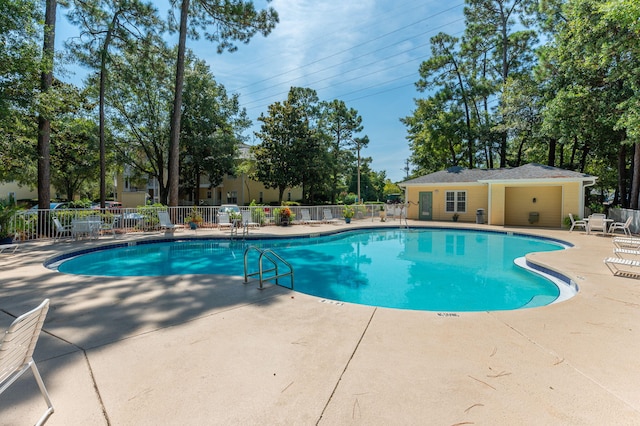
[243,246,294,290]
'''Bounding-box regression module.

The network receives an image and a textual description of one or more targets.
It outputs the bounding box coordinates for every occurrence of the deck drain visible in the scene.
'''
[319,299,344,306]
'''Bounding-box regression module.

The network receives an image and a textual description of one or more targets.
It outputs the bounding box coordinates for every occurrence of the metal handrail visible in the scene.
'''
[243,246,294,290]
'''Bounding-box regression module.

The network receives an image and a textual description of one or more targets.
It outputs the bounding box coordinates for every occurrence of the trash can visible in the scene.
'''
[476,208,485,224]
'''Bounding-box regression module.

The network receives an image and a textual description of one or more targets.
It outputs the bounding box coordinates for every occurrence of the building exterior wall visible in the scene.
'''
[561,181,582,220]
[488,184,506,225]
[407,180,582,229]
[121,191,148,208]
[504,186,562,227]
[197,174,303,206]
[406,184,488,222]
[0,182,37,202]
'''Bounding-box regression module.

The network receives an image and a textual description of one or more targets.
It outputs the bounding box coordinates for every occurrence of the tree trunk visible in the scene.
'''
[194,171,201,206]
[547,138,556,167]
[37,0,56,211]
[98,13,120,208]
[168,0,190,206]
[631,143,640,209]
[278,186,285,205]
[617,144,627,208]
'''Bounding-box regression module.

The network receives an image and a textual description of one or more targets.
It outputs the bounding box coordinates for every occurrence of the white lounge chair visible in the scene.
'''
[613,236,640,249]
[609,217,632,236]
[157,211,183,233]
[614,248,640,258]
[0,242,19,254]
[0,299,54,426]
[218,213,233,230]
[241,211,260,228]
[299,209,321,225]
[52,217,72,242]
[604,257,640,278]
[322,208,340,224]
[568,213,587,232]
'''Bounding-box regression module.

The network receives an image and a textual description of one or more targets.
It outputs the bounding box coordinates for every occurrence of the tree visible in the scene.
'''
[496,75,543,166]
[319,99,363,204]
[406,32,476,170]
[167,0,278,206]
[402,90,467,174]
[106,37,175,204]
[464,0,539,167]
[180,57,250,204]
[352,135,369,203]
[67,0,161,207]
[253,87,319,204]
[537,0,637,207]
[0,0,41,183]
[406,0,540,171]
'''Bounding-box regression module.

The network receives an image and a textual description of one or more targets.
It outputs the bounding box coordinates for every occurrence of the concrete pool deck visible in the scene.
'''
[1,220,639,425]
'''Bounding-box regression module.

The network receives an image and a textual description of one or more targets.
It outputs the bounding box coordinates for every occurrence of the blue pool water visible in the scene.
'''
[54,228,569,312]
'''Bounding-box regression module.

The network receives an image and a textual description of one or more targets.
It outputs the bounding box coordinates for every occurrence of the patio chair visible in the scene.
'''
[158,211,183,234]
[613,236,640,249]
[604,257,640,279]
[218,213,233,230]
[609,217,632,236]
[587,214,608,235]
[614,248,640,258]
[0,299,54,426]
[568,213,587,233]
[322,208,340,224]
[241,211,260,228]
[99,216,117,238]
[299,209,321,225]
[52,217,72,242]
[0,241,19,254]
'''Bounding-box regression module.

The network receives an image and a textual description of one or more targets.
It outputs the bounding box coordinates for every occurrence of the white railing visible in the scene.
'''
[8,203,391,242]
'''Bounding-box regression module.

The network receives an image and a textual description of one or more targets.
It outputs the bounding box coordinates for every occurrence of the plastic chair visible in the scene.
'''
[217,213,233,230]
[609,217,632,236]
[587,214,607,235]
[299,209,321,225]
[322,208,340,224]
[568,213,587,232]
[158,211,183,233]
[0,299,54,426]
[241,211,260,228]
[52,217,72,242]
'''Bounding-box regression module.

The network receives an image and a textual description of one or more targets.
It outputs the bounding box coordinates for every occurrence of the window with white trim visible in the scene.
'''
[445,191,466,213]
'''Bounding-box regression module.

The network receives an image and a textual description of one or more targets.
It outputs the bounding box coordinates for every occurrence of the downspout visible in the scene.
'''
[581,178,597,217]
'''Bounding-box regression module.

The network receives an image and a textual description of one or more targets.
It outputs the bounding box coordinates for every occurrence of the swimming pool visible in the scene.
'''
[51,228,573,312]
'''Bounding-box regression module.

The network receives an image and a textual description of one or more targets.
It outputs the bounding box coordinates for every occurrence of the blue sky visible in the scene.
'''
[56,0,467,183]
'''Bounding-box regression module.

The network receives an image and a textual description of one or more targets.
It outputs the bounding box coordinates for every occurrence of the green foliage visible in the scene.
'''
[383,181,402,197]
[319,99,363,204]
[0,198,20,239]
[0,0,42,183]
[342,205,354,219]
[106,38,174,204]
[181,56,249,202]
[342,193,357,205]
[184,207,203,224]
[254,87,320,204]
[167,0,279,205]
[68,199,93,209]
